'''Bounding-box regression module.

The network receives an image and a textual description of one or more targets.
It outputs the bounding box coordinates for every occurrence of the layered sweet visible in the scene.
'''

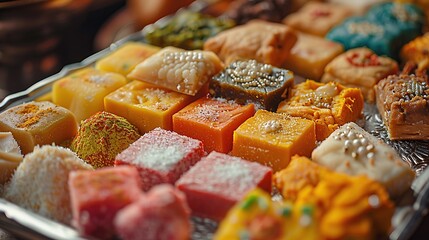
[52,67,127,122]
[173,97,255,153]
[68,166,141,239]
[105,81,201,133]
[284,32,344,81]
[3,145,92,224]
[95,42,160,76]
[145,10,235,50]
[0,101,78,154]
[0,132,23,184]
[176,151,272,221]
[115,184,191,240]
[322,48,399,102]
[128,47,223,96]
[273,156,395,240]
[327,2,425,59]
[115,128,205,191]
[277,80,364,141]
[204,20,297,67]
[71,111,140,168]
[284,2,352,37]
[375,74,429,140]
[210,60,294,111]
[231,109,316,172]
[312,122,415,197]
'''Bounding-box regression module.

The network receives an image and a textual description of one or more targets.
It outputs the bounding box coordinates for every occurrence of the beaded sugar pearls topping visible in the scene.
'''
[221,60,286,89]
[333,125,375,162]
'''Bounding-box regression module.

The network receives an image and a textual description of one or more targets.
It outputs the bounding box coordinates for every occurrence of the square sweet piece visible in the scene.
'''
[312,122,415,197]
[326,3,424,60]
[283,2,352,37]
[175,151,272,221]
[277,80,364,141]
[375,74,429,140]
[115,128,205,191]
[115,185,191,240]
[0,101,78,154]
[0,132,23,184]
[172,97,255,153]
[127,47,223,96]
[68,166,142,239]
[210,60,294,111]
[95,42,160,76]
[204,20,297,67]
[231,109,316,172]
[322,48,398,102]
[105,81,201,133]
[52,67,127,122]
[283,32,344,81]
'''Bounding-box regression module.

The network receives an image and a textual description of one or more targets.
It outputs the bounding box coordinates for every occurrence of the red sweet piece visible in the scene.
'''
[115,184,191,240]
[175,151,272,221]
[115,128,205,191]
[68,166,142,239]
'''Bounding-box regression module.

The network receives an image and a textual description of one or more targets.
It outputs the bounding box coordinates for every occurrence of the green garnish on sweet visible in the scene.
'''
[240,195,259,210]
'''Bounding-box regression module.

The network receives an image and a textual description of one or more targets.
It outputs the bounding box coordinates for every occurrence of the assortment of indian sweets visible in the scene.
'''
[2,0,429,239]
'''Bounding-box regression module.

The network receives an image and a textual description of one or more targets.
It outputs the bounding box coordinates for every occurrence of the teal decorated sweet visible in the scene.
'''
[326,3,424,59]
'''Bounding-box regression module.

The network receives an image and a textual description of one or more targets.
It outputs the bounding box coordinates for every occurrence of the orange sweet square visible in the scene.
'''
[172,97,255,153]
[277,80,364,141]
[104,81,202,134]
[231,110,316,172]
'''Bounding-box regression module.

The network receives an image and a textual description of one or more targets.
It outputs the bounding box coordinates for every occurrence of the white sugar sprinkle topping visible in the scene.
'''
[135,145,186,172]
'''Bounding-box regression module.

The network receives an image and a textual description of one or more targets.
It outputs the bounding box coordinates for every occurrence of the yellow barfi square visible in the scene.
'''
[0,101,78,154]
[52,67,127,122]
[104,81,198,133]
[231,110,316,172]
[95,42,160,76]
[284,32,343,81]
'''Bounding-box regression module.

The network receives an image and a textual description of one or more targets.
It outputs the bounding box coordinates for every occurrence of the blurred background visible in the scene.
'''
[0,0,193,100]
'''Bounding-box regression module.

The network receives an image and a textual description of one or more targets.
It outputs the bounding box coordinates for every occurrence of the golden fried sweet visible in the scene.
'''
[204,20,297,67]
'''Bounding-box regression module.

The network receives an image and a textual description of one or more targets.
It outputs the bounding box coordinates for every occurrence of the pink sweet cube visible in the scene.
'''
[175,151,272,221]
[115,184,191,240]
[68,166,142,239]
[115,128,205,191]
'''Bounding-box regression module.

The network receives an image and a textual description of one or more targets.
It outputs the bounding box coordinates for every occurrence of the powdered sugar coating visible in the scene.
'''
[115,128,205,191]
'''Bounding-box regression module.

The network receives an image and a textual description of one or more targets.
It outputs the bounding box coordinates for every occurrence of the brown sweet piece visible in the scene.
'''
[322,48,399,102]
[210,60,294,111]
[204,20,297,67]
[283,1,352,37]
[375,74,429,140]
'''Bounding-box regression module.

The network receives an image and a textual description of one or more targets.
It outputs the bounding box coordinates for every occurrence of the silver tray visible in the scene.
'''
[1,3,429,239]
